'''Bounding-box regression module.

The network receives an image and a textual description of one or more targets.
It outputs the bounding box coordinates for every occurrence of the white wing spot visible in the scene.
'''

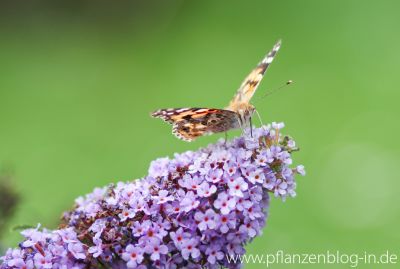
[265,57,274,64]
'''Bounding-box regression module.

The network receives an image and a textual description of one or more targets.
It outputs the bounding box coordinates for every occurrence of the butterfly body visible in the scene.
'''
[152,40,281,142]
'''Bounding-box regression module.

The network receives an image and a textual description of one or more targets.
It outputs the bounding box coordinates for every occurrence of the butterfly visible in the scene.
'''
[151,40,281,142]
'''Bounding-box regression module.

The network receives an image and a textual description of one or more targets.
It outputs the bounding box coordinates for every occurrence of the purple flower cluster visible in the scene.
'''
[0,124,305,269]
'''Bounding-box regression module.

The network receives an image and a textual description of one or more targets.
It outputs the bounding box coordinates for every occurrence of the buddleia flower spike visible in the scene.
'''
[0,124,304,269]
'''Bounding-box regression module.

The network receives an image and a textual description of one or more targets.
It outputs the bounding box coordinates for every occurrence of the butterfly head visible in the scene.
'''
[236,103,256,126]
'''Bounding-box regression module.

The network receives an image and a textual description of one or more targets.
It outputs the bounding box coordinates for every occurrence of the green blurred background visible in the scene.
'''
[0,0,399,268]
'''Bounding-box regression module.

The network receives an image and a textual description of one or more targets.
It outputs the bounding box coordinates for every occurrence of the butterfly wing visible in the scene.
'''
[151,108,239,141]
[227,40,281,111]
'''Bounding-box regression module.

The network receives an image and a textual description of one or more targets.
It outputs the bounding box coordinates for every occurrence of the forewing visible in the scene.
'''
[227,40,281,111]
[151,108,238,141]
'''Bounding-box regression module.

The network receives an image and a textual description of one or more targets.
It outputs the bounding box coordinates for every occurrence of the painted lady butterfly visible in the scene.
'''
[152,40,281,141]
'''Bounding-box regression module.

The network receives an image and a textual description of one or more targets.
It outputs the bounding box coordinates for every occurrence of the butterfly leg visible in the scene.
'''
[249,117,253,137]
[224,132,228,144]
[254,108,267,132]
[236,117,245,137]
[254,108,271,146]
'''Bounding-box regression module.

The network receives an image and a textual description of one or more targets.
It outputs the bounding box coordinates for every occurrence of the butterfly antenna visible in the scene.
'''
[254,80,294,103]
